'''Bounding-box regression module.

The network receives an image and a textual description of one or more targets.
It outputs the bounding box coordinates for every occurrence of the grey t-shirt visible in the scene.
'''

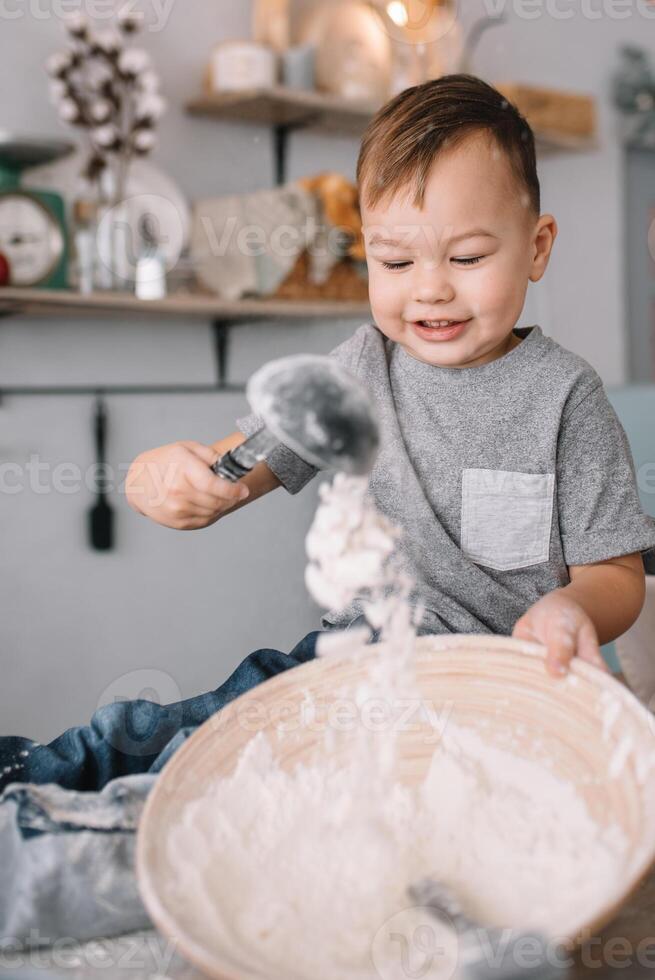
[238,323,655,635]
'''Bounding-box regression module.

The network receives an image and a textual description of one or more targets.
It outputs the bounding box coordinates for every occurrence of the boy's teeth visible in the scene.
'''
[421,319,459,327]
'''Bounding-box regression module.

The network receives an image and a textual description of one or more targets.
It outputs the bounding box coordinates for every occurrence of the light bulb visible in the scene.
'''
[386,0,409,27]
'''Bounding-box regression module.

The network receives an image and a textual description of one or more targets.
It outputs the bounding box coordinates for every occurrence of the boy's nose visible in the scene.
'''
[412,263,455,305]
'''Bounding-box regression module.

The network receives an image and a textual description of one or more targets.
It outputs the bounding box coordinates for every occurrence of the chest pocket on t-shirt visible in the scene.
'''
[461,468,555,571]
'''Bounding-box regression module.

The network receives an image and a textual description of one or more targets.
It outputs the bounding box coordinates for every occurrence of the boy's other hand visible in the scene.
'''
[512,591,609,678]
[125,440,250,529]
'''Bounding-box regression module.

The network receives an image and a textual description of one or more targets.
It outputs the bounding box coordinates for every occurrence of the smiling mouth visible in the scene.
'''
[413,318,471,328]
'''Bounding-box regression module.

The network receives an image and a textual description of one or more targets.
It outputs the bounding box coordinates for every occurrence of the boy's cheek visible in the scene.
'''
[477,259,526,314]
[368,271,394,303]
[369,278,406,322]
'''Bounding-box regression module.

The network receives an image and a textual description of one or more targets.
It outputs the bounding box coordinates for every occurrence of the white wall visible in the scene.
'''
[465,0,655,382]
[0,0,650,741]
[0,317,358,741]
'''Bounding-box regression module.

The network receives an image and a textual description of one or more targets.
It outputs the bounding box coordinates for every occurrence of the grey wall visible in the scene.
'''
[0,0,652,740]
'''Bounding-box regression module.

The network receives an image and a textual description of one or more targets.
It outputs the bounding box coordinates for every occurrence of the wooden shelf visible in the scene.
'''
[0,288,371,322]
[186,85,598,154]
[533,128,599,156]
[187,86,379,136]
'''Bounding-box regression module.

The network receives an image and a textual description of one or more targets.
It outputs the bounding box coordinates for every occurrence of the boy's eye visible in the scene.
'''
[380,255,485,271]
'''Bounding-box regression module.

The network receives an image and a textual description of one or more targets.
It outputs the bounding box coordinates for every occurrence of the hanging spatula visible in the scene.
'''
[88,394,114,551]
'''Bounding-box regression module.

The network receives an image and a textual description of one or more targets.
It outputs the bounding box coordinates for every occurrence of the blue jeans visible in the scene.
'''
[0,631,320,794]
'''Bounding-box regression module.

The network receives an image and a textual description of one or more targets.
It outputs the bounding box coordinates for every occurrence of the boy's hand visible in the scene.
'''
[512,591,609,678]
[125,441,249,529]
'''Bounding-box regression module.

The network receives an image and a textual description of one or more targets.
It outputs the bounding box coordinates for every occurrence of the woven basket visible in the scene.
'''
[137,634,655,979]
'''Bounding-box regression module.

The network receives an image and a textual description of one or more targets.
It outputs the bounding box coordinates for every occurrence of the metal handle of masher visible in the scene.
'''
[211,355,379,482]
[408,880,568,980]
[408,878,478,934]
[211,427,279,483]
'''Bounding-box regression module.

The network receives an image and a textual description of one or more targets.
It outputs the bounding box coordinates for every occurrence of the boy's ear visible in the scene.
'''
[529,214,558,283]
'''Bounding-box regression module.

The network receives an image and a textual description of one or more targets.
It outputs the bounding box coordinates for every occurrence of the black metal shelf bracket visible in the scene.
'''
[273,120,310,186]
[274,125,287,186]
[212,318,231,389]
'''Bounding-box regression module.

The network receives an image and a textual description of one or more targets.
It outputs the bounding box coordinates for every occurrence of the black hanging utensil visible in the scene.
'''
[88,394,114,551]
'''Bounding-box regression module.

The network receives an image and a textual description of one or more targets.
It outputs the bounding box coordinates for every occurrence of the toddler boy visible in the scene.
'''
[129,73,655,680]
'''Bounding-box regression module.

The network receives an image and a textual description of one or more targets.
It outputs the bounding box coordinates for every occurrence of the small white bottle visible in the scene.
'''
[134,213,167,301]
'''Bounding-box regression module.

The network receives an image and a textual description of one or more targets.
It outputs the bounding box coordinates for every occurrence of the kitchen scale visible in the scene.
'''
[0,133,74,288]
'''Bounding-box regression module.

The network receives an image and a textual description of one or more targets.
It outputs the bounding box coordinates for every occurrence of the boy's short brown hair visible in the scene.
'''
[357,73,540,217]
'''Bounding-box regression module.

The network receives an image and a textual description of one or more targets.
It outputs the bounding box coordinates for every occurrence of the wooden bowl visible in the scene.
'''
[137,635,655,978]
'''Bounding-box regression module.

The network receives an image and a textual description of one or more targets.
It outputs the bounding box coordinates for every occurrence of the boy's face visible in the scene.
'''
[361,132,557,369]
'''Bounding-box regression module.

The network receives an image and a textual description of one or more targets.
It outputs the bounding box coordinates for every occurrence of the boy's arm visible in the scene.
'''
[209,431,281,516]
[126,431,280,529]
[512,553,646,678]
[565,553,646,643]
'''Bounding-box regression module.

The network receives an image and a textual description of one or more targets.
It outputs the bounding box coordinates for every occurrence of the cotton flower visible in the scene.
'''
[89,98,113,122]
[117,7,143,32]
[135,92,166,122]
[64,11,88,38]
[46,51,72,77]
[132,128,156,153]
[137,70,159,93]
[93,124,120,148]
[118,48,150,78]
[69,39,88,62]
[48,11,164,177]
[86,61,113,92]
[58,97,81,123]
[48,79,68,103]
[93,29,123,55]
